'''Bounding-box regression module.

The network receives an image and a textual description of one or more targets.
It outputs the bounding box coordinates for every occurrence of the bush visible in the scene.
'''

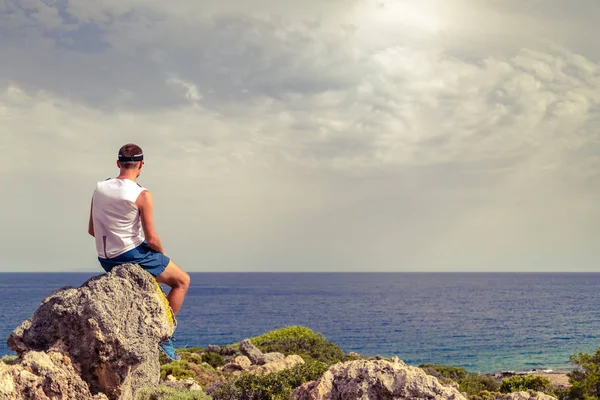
[499,375,553,394]
[0,355,18,365]
[202,352,225,368]
[249,326,350,365]
[568,347,600,400]
[160,361,196,381]
[135,385,211,400]
[211,358,329,400]
[459,373,499,397]
[419,364,468,384]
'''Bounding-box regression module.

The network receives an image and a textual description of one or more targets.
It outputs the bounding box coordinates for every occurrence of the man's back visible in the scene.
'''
[92,178,146,259]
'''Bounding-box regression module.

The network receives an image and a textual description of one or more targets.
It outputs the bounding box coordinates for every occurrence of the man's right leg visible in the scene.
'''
[156,260,190,317]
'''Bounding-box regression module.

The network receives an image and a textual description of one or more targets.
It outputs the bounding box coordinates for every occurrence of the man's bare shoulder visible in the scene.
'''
[136,189,152,206]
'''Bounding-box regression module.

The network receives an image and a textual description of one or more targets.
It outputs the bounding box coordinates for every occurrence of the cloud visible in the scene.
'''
[1,0,600,271]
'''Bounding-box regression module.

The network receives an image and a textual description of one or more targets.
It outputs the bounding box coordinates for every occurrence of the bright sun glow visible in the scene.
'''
[368,0,443,33]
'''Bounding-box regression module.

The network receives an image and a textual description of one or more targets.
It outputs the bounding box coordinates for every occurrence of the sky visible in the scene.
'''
[1,0,600,272]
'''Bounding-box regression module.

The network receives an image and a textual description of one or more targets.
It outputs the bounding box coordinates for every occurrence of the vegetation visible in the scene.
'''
[159,351,222,387]
[499,375,553,394]
[0,355,18,365]
[211,358,329,400]
[201,351,225,368]
[420,364,499,398]
[567,348,600,400]
[135,385,211,400]
[419,363,468,384]
[249,326,351,364]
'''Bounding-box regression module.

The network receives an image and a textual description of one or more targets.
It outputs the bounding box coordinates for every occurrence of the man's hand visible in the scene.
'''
[136,190,165,254]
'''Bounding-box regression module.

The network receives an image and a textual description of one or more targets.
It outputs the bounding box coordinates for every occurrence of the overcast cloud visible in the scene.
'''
[1,0,600,272]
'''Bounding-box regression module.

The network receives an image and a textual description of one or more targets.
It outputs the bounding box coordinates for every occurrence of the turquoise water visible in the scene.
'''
[1,272,598,372]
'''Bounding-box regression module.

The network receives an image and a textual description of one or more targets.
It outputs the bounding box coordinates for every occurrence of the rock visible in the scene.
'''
[262,351,285,363]
[290,359,468,400]
[0,351,108,400]
[234,355,252,370]
[250,355,304,376]
[7,264,175,400]
[163,376,203,392]
[220,345,238,356]
[492,392,557,400]
[221,356,252,373]
[239,339,265,364]
[348,352,362,359]
[206,345,221,354]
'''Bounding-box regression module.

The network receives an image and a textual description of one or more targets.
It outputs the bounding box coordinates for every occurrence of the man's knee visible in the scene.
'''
[179,272,191,290]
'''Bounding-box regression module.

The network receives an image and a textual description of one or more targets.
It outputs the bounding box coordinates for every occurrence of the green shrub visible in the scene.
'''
[0,355,18,365]
[568,347,600,400]
[420,364,468,383]
[499,375,553,394]
[135,385,211,400]
[160,361,196,381]
[211,358,329,400]
[202,352,225,368]
[459,373,499,397]
[249,326,350,365]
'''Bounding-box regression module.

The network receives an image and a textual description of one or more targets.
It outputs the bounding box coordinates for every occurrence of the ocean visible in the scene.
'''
[1,272,598,373]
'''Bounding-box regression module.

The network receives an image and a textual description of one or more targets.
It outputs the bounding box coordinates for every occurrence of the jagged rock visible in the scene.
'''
[262,351,285,363]
[492,392,557,400]
[0,351,108,399]
[7,264,175,400]
[290,359,467,400]
[348,352,362,359]
[250,354,304,375]
[239,339,265,364]
[206,345,221,354]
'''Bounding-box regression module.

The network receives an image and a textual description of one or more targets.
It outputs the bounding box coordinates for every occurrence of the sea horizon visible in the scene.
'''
[2,272,597,373]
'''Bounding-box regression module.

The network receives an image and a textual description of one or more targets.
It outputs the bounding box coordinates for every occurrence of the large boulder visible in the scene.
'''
[0,351,108,399]
[290,358,467,400]
[7,264,175,399]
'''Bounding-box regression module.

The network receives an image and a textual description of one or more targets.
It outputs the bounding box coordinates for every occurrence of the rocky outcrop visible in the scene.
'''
[492,392,557,400]
[290,358,467,400]
[0,351,108,399]
[7,264,175,400]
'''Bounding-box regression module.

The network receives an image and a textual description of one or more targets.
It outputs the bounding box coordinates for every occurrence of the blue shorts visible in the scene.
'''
[98,242,170,277]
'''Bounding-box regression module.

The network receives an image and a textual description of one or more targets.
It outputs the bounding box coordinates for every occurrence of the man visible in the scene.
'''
[88,143,190,361]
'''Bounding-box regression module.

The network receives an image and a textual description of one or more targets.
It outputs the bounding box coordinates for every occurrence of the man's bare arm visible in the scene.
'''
[136,190,165,254]
[88,199,95,237]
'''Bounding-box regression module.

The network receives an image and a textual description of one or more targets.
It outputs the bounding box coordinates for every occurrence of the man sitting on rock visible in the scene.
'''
[88,143,190,361]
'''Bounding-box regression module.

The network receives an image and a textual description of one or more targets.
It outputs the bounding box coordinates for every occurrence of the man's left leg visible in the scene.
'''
[155,260,190,317]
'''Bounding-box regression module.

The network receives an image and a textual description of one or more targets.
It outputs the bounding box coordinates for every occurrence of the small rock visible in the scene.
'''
[166,374,177,383]
[239,339,265,364]
[220,346,238,356]
[250,355,304,376]
[262,352,285,364]
[234,356,252,370]
[349,352,361,359]
[206,345,221,354]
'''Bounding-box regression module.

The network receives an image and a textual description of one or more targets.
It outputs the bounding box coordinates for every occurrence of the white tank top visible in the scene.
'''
[92,178,147,258]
